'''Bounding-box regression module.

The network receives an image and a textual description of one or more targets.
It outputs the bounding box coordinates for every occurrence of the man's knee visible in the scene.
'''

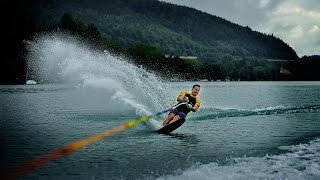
[173,115,180,121]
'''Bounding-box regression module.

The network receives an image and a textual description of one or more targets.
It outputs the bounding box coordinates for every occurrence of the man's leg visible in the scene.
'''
[170,115,181,123]
[170,112,186,124]
[162,113,175,126]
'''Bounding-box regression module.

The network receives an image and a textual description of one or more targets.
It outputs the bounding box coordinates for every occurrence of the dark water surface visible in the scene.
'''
[1,81,320,180]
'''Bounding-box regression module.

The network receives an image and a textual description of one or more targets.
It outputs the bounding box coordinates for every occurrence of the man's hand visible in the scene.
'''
[187,103,193,110]
[183,96,189,102]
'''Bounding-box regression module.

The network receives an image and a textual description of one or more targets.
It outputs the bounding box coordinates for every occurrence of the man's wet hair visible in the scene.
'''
[193,84,200,89]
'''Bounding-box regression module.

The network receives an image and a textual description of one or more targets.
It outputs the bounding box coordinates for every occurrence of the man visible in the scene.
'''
[162,84,201,126]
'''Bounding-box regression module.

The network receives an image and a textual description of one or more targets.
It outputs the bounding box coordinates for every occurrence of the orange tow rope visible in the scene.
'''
[2,108,170,179]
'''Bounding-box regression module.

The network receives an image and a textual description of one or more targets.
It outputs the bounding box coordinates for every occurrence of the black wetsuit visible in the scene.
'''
[176,91,200,115]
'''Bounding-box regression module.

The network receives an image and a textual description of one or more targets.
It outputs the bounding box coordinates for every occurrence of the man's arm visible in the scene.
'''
[191,98,201,112]
[177,91,187,103]
[191,104,199,112]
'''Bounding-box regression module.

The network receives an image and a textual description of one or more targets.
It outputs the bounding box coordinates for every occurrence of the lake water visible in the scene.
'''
[1,81,320,180]
[1,34,319,179]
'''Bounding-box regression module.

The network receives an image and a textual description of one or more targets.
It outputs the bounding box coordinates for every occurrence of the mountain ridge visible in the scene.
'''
[35,0,299,62]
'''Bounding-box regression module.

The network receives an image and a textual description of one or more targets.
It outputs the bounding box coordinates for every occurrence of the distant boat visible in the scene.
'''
[26,80,37,85]
[25,66,37,85]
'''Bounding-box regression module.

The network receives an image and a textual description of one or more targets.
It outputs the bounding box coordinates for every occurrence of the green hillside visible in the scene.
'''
[5,0,310,84]
[35,0,299,62]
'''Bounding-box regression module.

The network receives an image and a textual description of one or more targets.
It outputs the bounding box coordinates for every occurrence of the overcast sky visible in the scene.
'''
[161,0,319,57]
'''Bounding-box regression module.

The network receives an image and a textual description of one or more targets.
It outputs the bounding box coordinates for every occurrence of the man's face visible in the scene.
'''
[191,86,200,96]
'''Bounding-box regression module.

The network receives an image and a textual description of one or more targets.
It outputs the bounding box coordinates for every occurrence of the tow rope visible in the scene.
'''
[2,107,176,179]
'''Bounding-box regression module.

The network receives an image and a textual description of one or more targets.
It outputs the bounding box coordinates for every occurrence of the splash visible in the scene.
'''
[25,32,170,128]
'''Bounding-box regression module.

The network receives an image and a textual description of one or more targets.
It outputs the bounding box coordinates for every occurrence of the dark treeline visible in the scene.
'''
[60,14,320,82]
[56,14,285,81]
[2,1,39,84]
[288,56,320,81]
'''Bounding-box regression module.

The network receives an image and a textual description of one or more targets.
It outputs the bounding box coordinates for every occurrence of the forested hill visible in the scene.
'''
[34,0,298,62]
[4,0,306,84]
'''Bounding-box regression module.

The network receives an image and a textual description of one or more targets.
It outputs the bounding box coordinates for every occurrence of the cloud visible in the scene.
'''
[256,0,320,57]
[161,0,320,57]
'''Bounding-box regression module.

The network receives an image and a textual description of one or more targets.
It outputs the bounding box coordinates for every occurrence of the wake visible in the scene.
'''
[189,105,320,121]
[157,138,320,180]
